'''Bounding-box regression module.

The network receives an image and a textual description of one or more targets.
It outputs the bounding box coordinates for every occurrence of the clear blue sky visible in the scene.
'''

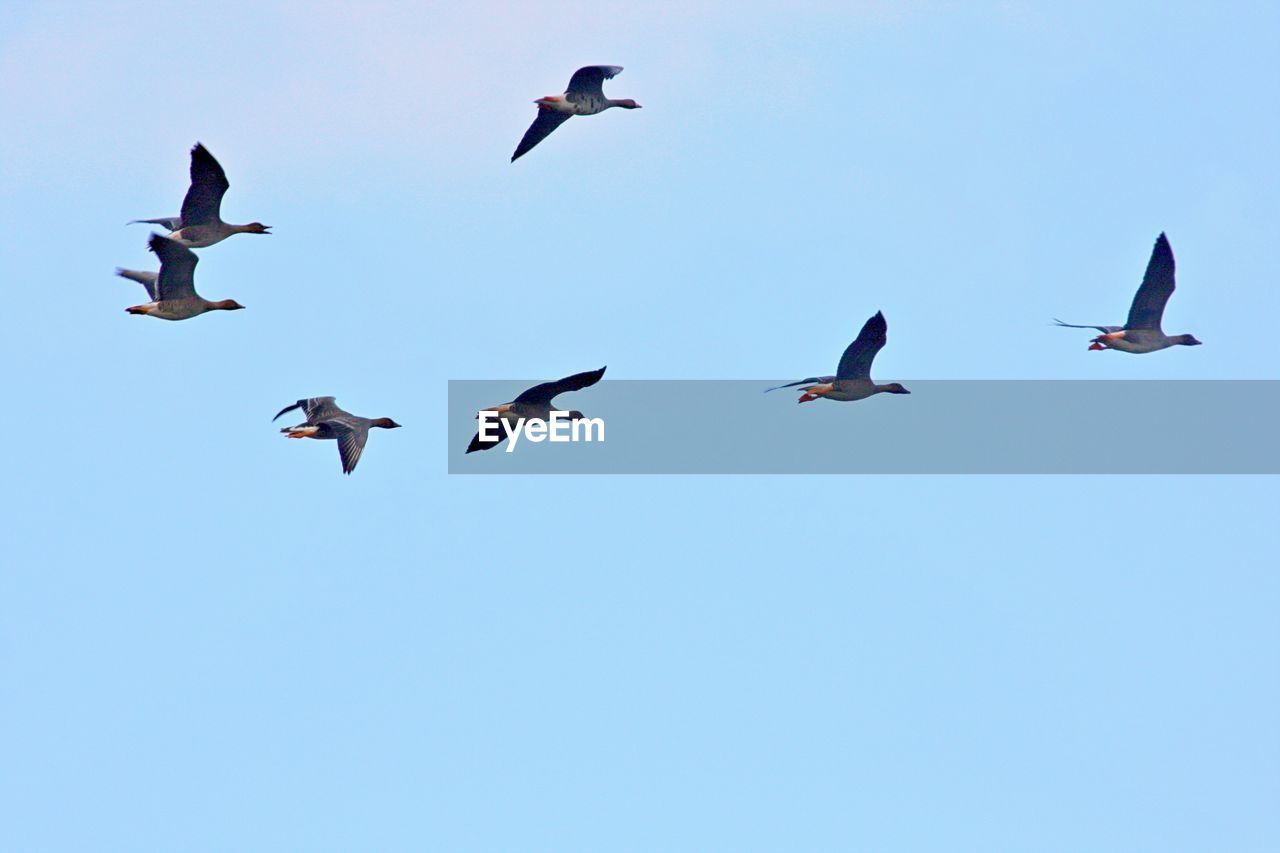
[2,1,1278,849]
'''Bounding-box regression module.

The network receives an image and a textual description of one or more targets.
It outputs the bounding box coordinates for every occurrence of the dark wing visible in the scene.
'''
[835,312,889,381]
[302,397,345,421]
[128,216,182,231]
[273,396,342,423]
[147,233,198,299]
[115,268,159,301]
[1125,233,1176,331]
[764,377,833,392]
[179,143,230,226]
[332,422,370,474]
[565,65,622,97]
[512,366,607,405]
[512,109,572,161]
[466,429,507,453]
[1053,319,1123,333]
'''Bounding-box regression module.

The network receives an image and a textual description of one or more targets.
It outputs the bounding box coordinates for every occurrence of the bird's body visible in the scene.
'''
[125,299,231,321]
[535,92,614,116]
[1054,233,1201,353]
[131,143,270,249]
[767,311,910,403]
[166,221,266,249]
[1081,328,1187,354]
[273,397,401,475]
[511,66,640,161]
[467,367,606,453]
[790,379,891,402]
[117,234,244,320]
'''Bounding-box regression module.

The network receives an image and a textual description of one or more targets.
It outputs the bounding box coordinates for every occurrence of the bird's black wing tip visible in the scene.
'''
[272,401,301,422]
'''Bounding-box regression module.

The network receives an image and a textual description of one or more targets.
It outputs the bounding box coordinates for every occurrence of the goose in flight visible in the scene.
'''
[467,366,606,453]
[116,233,245,320]
[511,66,640,162]
[131,143,270,248]
[1054,233,1202,353]
[273,398,401,475]
[766,311,910,403]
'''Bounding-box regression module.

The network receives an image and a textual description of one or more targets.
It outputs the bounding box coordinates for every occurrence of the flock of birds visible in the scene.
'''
[113,65,1204,474]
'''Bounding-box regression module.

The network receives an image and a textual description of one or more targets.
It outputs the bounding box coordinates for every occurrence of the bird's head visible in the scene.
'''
[371,418,402,429]
[883,383,911,395]
[215,299,246,311]
[615,99,641,109]
[1178,334,1203,346]
[246,222,271,234]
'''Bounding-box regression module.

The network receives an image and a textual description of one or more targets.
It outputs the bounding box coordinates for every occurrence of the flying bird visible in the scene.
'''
[273,397,401,475]
[115,233,245,320]
[511,66,640,162]
[467,366,606,453]
[766,311,911,403]
[130,143,270,248]
[1054,233,1202,353]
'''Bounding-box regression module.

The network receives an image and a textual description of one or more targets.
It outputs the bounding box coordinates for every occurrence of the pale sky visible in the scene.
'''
[2,1,1278,850]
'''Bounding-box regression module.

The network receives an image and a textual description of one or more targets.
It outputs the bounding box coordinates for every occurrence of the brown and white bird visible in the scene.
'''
[511,66,640,162]
[131,143,270,248]
[116,234,245,320]
[467,367,605,453]
[273,397,401,475]
[766,311,910,403]
[1054,233,1202,353]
